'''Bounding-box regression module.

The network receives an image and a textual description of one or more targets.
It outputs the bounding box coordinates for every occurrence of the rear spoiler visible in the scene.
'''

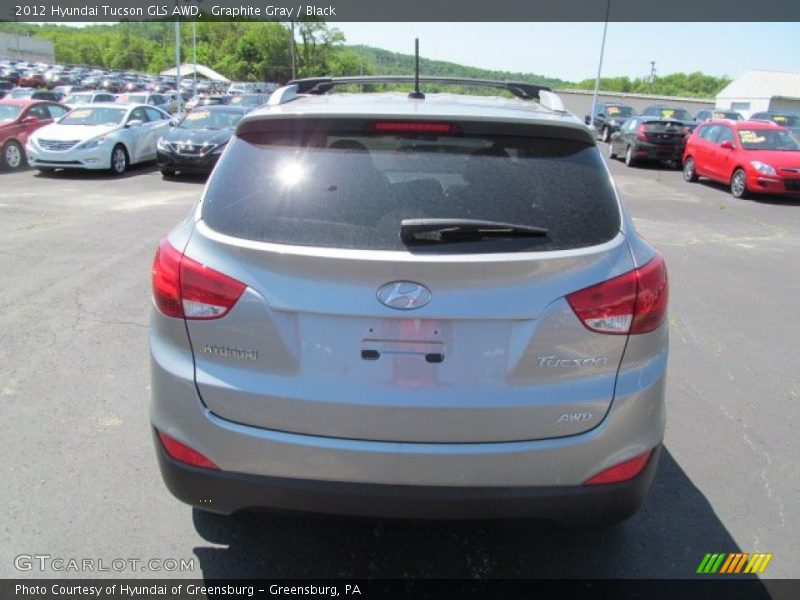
[268,76,566,112]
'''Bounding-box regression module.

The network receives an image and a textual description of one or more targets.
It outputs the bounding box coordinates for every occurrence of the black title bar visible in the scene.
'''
[1,0,800,22]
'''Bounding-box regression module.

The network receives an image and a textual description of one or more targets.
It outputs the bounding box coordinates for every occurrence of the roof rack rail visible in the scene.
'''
[286,76,553,101]
[267,84,298,106]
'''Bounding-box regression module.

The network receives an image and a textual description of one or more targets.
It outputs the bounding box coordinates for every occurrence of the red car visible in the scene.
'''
[0,99,70,170]
[18,71,46,89]
[682,120,800,199]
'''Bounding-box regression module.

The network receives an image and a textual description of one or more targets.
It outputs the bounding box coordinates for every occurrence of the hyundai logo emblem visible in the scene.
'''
[376,281,432,310]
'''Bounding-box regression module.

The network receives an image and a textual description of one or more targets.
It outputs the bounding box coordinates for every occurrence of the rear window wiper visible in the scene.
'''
[400,219,548,245]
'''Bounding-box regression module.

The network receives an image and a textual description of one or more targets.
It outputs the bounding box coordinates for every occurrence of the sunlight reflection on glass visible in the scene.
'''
[276,161,304,186]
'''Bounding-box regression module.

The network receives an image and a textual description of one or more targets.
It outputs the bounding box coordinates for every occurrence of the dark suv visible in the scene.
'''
[585,103,636,142]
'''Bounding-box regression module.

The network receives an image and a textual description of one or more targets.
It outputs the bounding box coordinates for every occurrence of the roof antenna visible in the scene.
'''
[409,38,425,100]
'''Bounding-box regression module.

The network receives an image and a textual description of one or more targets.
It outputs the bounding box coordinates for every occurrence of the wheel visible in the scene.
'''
[730,168,749,199]
[161,169,176,178]
[624,146,637,167]
[2,140,24,170]
[601,127,610,143]
[683,157,698,182]
[109,144,129,175]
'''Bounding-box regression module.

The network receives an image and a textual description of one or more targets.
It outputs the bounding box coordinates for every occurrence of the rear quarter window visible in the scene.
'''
[202,122,621,253]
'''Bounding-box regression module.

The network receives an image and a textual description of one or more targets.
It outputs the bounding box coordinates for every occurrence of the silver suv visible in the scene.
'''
[150,77,668,525]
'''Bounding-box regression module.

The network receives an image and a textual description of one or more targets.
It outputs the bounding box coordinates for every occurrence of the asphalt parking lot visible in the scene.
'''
[1,152,798,584]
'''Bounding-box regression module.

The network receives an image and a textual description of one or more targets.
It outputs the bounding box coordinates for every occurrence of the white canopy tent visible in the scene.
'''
[160,64,230,83]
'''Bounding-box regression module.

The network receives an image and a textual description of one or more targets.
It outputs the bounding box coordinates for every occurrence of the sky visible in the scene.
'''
[333,22,800,82]
[52,21,800,82]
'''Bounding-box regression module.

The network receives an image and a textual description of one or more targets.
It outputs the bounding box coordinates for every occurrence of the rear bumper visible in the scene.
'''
[634,142,684,161]
[150,310,668,519]
[155,432,661,520]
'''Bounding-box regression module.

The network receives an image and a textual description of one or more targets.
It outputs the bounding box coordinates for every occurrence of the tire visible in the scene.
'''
[601,127,610,143]
[161,169,176,178]
[730,168,750,199]
[607,141,617,159]
[109,144,129,175]
[624,146,637,167]
[683,157,698,182]
[2,140,24,170]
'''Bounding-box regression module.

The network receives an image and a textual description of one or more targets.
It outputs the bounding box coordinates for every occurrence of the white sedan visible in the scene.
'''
[26,103,172,175]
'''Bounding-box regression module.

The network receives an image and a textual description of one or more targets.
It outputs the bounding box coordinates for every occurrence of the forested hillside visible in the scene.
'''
[0,22,731,97]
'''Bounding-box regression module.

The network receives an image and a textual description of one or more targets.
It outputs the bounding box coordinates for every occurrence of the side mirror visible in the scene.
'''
[720,140,734,150]
[168,119,179,127]
[126,119,144,128]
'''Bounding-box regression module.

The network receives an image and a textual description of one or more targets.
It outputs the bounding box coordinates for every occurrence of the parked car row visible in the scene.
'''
[1,59,233,95]
[682,120,800,199]
[585,102,800,145]
[1,95,254,175]
[604,113,800,200]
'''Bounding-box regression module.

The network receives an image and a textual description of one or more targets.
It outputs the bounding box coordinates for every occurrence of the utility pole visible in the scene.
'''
[290,20,296,80]
[589,0,611,132]
[175,20,181,114]
[649,61,656,94]
[192,21,197,96]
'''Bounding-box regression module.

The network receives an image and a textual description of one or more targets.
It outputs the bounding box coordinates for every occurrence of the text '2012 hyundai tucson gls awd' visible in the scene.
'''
[150,77,668,526]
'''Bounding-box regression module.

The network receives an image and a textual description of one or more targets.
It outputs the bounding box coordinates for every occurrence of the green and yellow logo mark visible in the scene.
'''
[696,552,772,574]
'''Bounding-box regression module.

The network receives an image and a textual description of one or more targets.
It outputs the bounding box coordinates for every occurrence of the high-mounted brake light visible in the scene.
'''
[567,253,668,335]
[157,430,219,470]
[151,239,246,320]
[367,121,461,135]
[584,449,653,485]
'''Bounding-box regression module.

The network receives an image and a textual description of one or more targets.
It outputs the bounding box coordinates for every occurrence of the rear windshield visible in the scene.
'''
[656,108,692,120]
[767,114,800,127]
[644,121,686,133]
[202,127,621,253]
[605,105,634,117]
[713,111,742,120]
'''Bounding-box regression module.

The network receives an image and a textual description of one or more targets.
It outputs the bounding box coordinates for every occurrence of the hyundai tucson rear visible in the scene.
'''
[150,81,668,525]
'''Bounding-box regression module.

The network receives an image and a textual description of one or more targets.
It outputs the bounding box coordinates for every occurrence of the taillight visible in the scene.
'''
[157,430,219,470]
[584,449,653,485]
[151,239,246,320]
[635,123,647,141]
[367,121,461,135]
[630,253,669,334]
[567,253,668,335]
[152,239,183,318]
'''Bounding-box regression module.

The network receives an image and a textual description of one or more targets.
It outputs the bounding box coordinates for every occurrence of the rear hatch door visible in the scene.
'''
[184,116,633,443]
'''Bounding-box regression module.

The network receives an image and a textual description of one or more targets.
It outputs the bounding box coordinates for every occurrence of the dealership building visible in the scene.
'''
[715,70,800,118]
[0,32,55,63]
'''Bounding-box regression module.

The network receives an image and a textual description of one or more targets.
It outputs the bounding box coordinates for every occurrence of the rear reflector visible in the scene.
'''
[584,449,653,486]
[567,252,668,335]
[157,430,219,470]
[367,121,461,135]
[151,239,247,320]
